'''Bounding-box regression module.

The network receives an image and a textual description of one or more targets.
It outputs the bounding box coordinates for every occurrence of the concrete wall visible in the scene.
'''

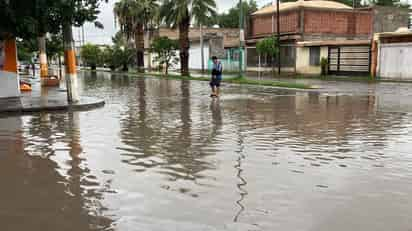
[296,46,328,74]
[373,6,410,33]
[153,42,210,71]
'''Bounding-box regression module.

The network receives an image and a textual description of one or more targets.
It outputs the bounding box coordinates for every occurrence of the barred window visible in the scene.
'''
[309,47,320,66]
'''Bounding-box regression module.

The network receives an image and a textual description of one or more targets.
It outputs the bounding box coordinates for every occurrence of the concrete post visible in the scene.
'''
[0,38,20,98]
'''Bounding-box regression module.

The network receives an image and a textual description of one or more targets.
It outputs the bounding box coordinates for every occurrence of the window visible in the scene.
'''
[309,47,320,66]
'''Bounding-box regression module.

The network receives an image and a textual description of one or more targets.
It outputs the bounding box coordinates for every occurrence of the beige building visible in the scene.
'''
[246,0,410,75]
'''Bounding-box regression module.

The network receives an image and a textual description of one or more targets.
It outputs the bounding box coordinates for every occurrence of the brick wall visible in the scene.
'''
[251,15,273,36]
[304,10,372,36]
[249,9,373,39]
[251,11,299,36]
[356,13,373,35]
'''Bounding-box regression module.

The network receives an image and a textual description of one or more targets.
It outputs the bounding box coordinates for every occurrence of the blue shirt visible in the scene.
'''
[212,61,223,79]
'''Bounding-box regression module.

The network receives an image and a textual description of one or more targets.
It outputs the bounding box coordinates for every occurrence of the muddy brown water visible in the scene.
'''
[1,72,412,231]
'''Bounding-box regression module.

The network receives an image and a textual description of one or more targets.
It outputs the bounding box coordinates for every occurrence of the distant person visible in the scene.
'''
[210,56,222,98]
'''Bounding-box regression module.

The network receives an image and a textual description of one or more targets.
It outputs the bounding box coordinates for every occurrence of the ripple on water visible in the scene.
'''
[2,74,412,231]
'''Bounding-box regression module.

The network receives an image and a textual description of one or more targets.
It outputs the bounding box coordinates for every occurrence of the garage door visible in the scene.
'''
[379,43,412,80]
[328,46,371,75]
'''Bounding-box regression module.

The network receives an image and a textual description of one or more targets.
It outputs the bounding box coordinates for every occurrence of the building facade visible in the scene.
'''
[246,0,410,75]
[146,28,242,72]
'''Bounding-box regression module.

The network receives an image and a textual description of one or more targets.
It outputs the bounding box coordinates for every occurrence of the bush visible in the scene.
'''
[150,36,179,75]
[320,57,328,76]
[81,44,101,70]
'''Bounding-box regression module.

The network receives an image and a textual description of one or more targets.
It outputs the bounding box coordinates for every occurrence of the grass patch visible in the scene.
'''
[317,75,377,82]
[224,76,312,89]
[92,69,313,89]
[141,73,312,89]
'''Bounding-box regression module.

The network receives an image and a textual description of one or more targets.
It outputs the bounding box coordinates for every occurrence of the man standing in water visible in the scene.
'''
[210,56,222,97]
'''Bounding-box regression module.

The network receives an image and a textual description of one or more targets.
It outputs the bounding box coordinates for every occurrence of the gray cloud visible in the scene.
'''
[76,0,271,45]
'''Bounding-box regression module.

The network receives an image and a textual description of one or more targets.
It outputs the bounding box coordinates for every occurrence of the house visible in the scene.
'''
[372,28,412,80]
[146,27,242,71]
[246,0,410,75]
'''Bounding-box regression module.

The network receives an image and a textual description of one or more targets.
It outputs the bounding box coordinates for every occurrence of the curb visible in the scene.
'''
[0,97,105,116]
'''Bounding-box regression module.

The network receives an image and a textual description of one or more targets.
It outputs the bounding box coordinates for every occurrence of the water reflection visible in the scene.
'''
[119,79,216,182]
[233,126,247,223]
[0,113,113,231]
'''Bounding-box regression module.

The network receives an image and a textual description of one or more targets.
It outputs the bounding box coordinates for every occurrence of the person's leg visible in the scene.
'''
[215,79,221,97]
[210,86,216,96]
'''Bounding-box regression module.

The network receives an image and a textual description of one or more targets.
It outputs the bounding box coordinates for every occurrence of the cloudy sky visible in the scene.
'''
[75,0,271,45]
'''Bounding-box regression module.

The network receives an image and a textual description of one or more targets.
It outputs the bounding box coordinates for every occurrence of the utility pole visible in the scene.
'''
[276,0,281,75]
[200,24,205,73]
[82,25,85,46]
[239,0,244,77]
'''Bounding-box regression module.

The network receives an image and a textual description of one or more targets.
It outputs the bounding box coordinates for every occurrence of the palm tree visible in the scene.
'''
[160,0,217,76]
[114,0,158,72]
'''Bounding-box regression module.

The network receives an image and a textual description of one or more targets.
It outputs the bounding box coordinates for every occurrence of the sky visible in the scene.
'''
[74,0,271,45]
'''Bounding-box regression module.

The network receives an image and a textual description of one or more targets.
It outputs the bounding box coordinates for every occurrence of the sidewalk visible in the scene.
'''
[0,78,105,115]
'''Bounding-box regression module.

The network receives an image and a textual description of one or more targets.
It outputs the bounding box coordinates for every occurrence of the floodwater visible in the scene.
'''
[1,72,412,231]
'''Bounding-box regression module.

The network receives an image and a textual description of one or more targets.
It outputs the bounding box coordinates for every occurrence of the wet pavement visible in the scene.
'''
[1,71,412,231]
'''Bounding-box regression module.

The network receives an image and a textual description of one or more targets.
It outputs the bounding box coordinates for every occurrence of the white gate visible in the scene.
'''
[379,43,412,80]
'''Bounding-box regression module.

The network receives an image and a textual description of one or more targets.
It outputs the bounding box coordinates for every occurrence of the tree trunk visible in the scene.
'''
[63,23,79,103]
[147,29,152,71]
[58,55,62,79]
[135,23,145,73]
[0,37,20,98]
[179,13,190,76]
[38,35,48,78]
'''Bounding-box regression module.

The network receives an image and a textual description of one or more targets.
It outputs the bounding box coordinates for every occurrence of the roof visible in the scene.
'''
[157,28,240,48]
[297,39,371,46]
[252,0,352,16]
[377,29,412,38]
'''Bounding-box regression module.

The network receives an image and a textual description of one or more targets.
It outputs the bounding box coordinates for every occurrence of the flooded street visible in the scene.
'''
[2,72,412,231]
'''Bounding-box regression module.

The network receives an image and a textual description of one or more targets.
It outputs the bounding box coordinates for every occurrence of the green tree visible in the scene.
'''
[256,36,279,73]
[150,37,179,75]
[17,38,37,62]
[218,0,258,28]
[112,31,129,48]
[371,0,409,6]
[114,0,158,72]
[46,34,64,61]
[112,46,136,71]
[81,44,102,70]
[160,0,217,76]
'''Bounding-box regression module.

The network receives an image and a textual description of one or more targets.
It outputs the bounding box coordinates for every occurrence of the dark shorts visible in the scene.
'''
[210,78,222,87]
